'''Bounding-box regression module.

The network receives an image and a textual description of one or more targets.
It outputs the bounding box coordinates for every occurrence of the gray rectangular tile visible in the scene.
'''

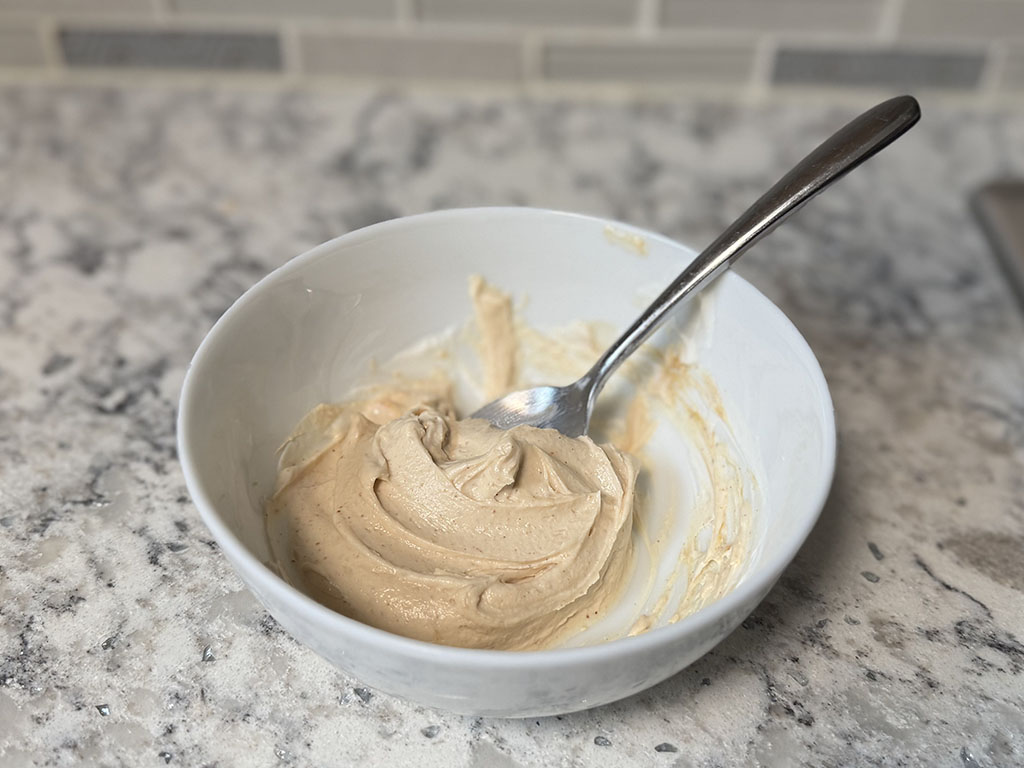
[0,0,151,13]
[300,31,522,80]
[543,40,755,83]
[901,0,1024,42]
[773,47,986,89]
[59,27,282,70]
[418,0,635,27]
[0,20,46,67]
[664,0,885,35]
[170,0,394,20]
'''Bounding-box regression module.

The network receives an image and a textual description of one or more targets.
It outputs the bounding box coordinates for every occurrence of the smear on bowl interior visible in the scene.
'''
[265,278,755,650]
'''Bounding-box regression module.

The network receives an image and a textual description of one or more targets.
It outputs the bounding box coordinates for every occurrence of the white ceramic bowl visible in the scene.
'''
[177,208,835,717]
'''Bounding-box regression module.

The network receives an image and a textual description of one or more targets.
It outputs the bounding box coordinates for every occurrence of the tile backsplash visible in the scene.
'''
[0,0,1020,97]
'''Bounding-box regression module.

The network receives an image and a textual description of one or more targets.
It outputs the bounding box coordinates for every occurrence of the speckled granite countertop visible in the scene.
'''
[1,85,1022,767]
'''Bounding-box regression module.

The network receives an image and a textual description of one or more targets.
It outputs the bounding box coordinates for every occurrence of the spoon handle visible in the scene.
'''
[583,94,921,400]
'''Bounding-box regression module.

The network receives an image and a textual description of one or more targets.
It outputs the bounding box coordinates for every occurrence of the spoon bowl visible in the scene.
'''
[471,383,589,436]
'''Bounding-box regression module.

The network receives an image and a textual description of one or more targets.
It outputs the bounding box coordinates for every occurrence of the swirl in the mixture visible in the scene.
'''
[267,394,636,650]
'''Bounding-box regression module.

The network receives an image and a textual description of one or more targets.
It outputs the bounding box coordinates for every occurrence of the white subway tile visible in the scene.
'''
[901,0,1024,41]
[170,0,394,20]
[664,0,885,35]
[418,0,636,28]
[0,19,46,67]
[300,31,523,80]
[997,46,1024,90]
[0,0,152,14]
[543,39,755,83]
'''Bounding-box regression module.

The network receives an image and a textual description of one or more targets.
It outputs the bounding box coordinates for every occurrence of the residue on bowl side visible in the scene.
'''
[603,224,649,257]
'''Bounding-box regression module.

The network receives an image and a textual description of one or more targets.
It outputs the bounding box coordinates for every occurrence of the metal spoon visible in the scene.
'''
[472,95,921,437]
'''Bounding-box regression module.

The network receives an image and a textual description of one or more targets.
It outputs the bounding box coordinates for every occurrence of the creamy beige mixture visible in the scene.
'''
[267,281,638,650]
[267,278,753,650]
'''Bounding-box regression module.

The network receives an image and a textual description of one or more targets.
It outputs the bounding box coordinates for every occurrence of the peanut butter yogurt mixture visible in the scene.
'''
[266,278,753,650]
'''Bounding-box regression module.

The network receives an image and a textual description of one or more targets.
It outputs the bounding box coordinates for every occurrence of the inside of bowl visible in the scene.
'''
[182,209,833,642]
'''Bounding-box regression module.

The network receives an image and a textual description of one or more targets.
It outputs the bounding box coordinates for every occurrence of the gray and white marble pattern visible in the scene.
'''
[0,85,1022,766]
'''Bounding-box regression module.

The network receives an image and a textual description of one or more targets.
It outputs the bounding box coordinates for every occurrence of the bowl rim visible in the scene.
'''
[177,206,837,668]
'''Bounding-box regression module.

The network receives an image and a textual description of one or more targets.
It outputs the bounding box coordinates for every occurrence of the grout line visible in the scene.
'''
[396,0,416,30]
[151,0,170,22]
[287,20,531,44]
[50,14,288,32]
[0,65,1018,108]
[522,31,544,80]
[636,0,662,37]
[979,40,1007,104]
[528,26,759,47]
[37,15,63,69]
[767,34,990,56]
[280,19,302,79]
[9,13,907,50]
[878,0,905,43]
[749,33,777,98]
